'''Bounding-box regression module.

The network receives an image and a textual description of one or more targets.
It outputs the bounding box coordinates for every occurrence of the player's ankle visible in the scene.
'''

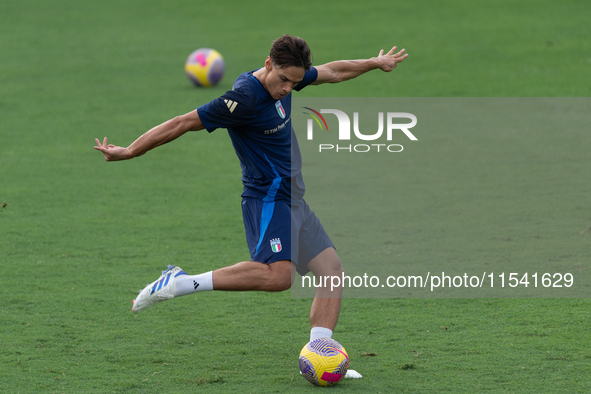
[175,271,213,296]
[310,327,333,341]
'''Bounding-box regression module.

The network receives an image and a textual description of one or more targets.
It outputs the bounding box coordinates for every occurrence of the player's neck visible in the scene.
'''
[252,67,270,93]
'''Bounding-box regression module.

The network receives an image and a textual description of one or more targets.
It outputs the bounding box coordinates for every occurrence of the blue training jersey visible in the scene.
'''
[197,67,318,204]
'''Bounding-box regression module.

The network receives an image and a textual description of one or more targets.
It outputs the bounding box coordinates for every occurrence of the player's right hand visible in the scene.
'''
[94,137,130,161]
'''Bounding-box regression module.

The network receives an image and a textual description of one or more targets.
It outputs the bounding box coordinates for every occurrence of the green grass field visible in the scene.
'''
[2,0,591,392]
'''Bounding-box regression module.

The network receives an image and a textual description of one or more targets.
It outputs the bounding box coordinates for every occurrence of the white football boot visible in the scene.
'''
[299,369,362,378]
[344,369,363,378]
[132,265,187,313]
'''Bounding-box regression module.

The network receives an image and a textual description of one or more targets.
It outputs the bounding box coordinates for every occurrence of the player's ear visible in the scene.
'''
[264,56,273,71]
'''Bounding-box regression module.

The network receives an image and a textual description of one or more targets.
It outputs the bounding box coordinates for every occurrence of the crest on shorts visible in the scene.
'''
[275,101,286,119]
[270,238,282,253]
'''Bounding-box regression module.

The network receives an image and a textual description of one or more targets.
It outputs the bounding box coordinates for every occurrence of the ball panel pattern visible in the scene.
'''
[299,338,349,386]
[184,48,224,87]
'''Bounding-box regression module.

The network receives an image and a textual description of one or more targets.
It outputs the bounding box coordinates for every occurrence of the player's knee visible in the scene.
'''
[327,254,344,274]
[272,273,292,292]
[309,250,344,277]
[266,260,292,292]
[325,263,344,289]
[323,259,344,276]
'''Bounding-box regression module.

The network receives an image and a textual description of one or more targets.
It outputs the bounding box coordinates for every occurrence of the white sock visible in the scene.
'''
[310,327,333,341]
[175,271,213,296]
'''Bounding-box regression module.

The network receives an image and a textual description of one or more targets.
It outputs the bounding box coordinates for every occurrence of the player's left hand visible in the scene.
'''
[376,46,408,72]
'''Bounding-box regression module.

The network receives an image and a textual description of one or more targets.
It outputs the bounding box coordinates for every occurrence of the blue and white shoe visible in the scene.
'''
[132,265,187,313]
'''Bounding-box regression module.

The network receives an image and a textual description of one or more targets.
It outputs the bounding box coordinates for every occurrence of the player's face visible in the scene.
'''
[265,59,305,100]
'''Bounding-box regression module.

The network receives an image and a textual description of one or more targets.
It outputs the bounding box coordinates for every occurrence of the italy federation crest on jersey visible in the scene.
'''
[275,101,286,119]
[270,238,282,253]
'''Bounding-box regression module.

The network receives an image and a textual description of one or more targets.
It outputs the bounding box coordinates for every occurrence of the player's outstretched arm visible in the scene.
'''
[94,110,204,161]
[312,46,408,85]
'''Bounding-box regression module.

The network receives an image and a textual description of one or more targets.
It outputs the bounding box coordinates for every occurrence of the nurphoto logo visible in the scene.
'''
[303,107,417,153]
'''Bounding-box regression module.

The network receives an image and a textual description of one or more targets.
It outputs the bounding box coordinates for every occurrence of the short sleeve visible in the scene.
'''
[294,67,318,92]
[197,88,254,132]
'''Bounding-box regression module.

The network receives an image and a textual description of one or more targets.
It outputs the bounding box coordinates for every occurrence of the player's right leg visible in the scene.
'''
[133,196,295,312]
[131,260,293,313]
[212,260,293,291]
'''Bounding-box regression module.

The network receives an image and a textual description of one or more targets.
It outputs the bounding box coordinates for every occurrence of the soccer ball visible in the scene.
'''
[299,338,349,386]
[184,48,225,87]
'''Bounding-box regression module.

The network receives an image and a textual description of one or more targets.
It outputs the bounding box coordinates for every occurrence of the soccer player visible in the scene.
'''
[94,35,407,378]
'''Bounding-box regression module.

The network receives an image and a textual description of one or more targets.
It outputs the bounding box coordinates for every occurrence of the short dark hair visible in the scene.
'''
[269,35,312,70]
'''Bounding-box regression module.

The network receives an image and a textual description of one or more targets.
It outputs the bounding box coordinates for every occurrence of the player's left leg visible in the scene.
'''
[303,247,363,379]
[306,247,343,331]
[292,200,342,336]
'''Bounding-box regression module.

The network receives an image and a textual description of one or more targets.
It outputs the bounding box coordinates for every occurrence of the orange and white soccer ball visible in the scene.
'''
[299,338,349,386]
[184,48,225,87]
